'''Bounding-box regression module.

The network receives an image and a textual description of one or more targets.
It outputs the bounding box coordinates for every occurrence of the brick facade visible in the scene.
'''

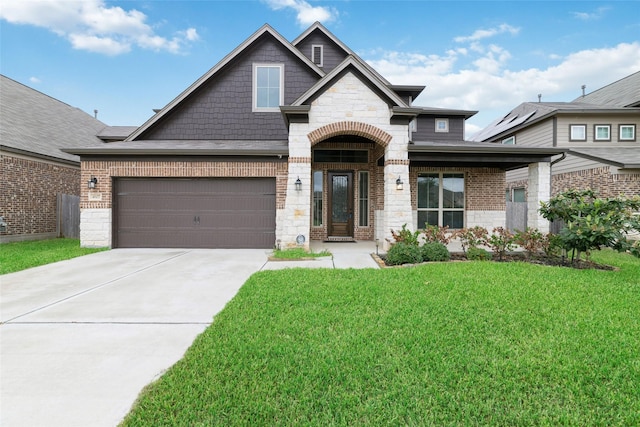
[1,153,80,240]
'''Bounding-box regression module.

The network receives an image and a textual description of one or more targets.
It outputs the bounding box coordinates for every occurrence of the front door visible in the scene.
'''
[328,171,353,237]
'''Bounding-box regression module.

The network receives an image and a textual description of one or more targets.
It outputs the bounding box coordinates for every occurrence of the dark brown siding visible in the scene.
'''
[114,178,276,248]
[294,29,349,73]
[413,115,466,141]
[139,34,320,141]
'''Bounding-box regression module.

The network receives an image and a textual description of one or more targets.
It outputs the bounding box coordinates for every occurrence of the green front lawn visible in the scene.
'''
[122,250,640,426]
[0,238,107,274]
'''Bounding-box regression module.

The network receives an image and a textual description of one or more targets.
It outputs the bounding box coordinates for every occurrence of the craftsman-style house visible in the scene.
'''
[68,22,562,249]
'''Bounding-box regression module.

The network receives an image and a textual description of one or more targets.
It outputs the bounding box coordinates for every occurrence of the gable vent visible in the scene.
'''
[312,44,323,67]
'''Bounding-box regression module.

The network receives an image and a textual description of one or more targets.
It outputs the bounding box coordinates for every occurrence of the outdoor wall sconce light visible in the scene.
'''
[87,176,98,189]
[295,176,302,191]
[396,177,404,191]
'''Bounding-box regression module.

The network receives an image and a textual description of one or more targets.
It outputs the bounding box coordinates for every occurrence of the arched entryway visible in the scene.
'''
[308,122,391,241]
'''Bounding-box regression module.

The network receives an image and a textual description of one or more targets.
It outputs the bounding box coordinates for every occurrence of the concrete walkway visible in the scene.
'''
[0,242,378,426]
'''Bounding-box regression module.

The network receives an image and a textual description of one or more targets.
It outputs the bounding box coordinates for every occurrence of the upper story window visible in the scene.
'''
[502,136,516,145]
[435,118,449,133]
[569,124,586,141]
[253,64,284,112]
[594,125,611,141]
[311,45,323,67]
[619,125,636,141]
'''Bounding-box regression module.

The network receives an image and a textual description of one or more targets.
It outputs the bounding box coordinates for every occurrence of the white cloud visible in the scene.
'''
[572,6,610,21]
[0,0,198,55]
[365,42,640,137]
[262,0,338,26]
[454,23,520,43]
[29,76,41,84]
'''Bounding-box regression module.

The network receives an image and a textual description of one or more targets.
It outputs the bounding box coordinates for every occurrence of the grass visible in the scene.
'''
[121,250,640,426]
[0,238,107,274]
[271,247,331,260]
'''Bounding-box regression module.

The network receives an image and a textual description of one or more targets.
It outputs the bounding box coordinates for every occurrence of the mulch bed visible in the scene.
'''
[373,251,617,271]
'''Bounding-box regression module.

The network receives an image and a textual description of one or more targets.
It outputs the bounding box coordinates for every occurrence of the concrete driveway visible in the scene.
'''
[0,249,270,427]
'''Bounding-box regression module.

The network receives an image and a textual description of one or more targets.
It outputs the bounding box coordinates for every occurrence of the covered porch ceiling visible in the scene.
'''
[406,141,566,171]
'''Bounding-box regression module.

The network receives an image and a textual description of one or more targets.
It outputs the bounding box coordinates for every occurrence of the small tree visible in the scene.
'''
[539,189,640,262]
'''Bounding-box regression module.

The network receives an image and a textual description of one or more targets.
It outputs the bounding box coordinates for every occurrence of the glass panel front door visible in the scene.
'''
[328,172,353,237]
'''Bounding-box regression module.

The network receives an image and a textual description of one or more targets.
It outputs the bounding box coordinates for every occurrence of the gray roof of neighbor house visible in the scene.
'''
[97,126,138,141]
[570,147,640,169]
[573,71,640,107]
[470,101,638,142]
[0,75,106,164]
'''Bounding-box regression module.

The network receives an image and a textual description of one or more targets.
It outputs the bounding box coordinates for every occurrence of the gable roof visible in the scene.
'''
[570,147,640,169]
[291,55,408,108]
[573,71,640,107]
[0,75,106,164]
[126,24,325,141]
[292,21,392,86]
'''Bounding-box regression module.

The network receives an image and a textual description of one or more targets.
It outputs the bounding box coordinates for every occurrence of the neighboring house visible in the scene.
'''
[67,23,562,249]
[472,72,640,204]
[0,75,108,242]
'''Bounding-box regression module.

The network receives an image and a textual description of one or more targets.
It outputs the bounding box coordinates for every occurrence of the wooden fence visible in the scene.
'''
[57,193,80,239]
[506,202,527,233]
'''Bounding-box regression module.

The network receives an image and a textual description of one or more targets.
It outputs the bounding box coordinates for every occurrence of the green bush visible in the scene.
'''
[386,242,423,265]
[421,242,450,262]
[467,246,492,261]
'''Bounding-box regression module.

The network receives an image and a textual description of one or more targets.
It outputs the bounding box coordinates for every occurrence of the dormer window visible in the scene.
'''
[253,63,284,112]
[311,45,323,67]
[435,118,449,133]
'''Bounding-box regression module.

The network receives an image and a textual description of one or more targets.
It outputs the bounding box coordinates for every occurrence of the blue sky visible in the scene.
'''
[2,0,639,136]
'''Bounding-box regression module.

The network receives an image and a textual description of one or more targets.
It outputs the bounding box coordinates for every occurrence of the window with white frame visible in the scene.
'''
[619,124,636,141]
[570,124,586,141]
[358,171,369,227]
[594,125,611,141]
[312,171,323,226]
[502,136,516,145]
[417,173,465,229]
[253,64,283,111]
[435,118,449,133]
[311,45,323,67]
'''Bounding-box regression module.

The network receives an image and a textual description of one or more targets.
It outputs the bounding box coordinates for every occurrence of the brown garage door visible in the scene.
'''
[114,178,276,248]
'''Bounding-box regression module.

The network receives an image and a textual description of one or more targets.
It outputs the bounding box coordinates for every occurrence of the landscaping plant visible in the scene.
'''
[452,226,488,254]
[486,226,516,261]
[420,241,450,262]
[514,227,547,259]
[385,241,423,265]
[539,189,640,263]
[421,224,451,245]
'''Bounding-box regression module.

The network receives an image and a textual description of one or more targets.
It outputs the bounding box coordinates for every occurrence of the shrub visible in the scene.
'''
[514,228,546,258]
[421,242,450,262]
[453,226,488,254]
[390,224,420,246]
[385,242,423,265]
[422,225,452,245]
[467,247,492,261]
[539,189,640,262]
[487,227,516,261]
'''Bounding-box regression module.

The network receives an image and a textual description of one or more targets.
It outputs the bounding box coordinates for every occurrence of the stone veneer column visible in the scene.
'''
[383,160,412,248]
[278,122,312,249]
[80,208,111,247]
[527,162,551,233]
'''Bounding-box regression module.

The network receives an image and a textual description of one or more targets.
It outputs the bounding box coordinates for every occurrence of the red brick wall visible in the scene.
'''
[80,159,288,210]
[1,154,80,238]
[511,166,640,200]
[552,166,640,198]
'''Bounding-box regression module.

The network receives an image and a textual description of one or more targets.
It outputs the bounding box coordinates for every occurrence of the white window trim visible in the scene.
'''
[435,118,449,133]
[594,124,611,141]
[417,172,465,229]
[570,124,587,141]
[311,44,323,67]
[619,124,636,141]
[252,63,284,112]
[502,136,516,145]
